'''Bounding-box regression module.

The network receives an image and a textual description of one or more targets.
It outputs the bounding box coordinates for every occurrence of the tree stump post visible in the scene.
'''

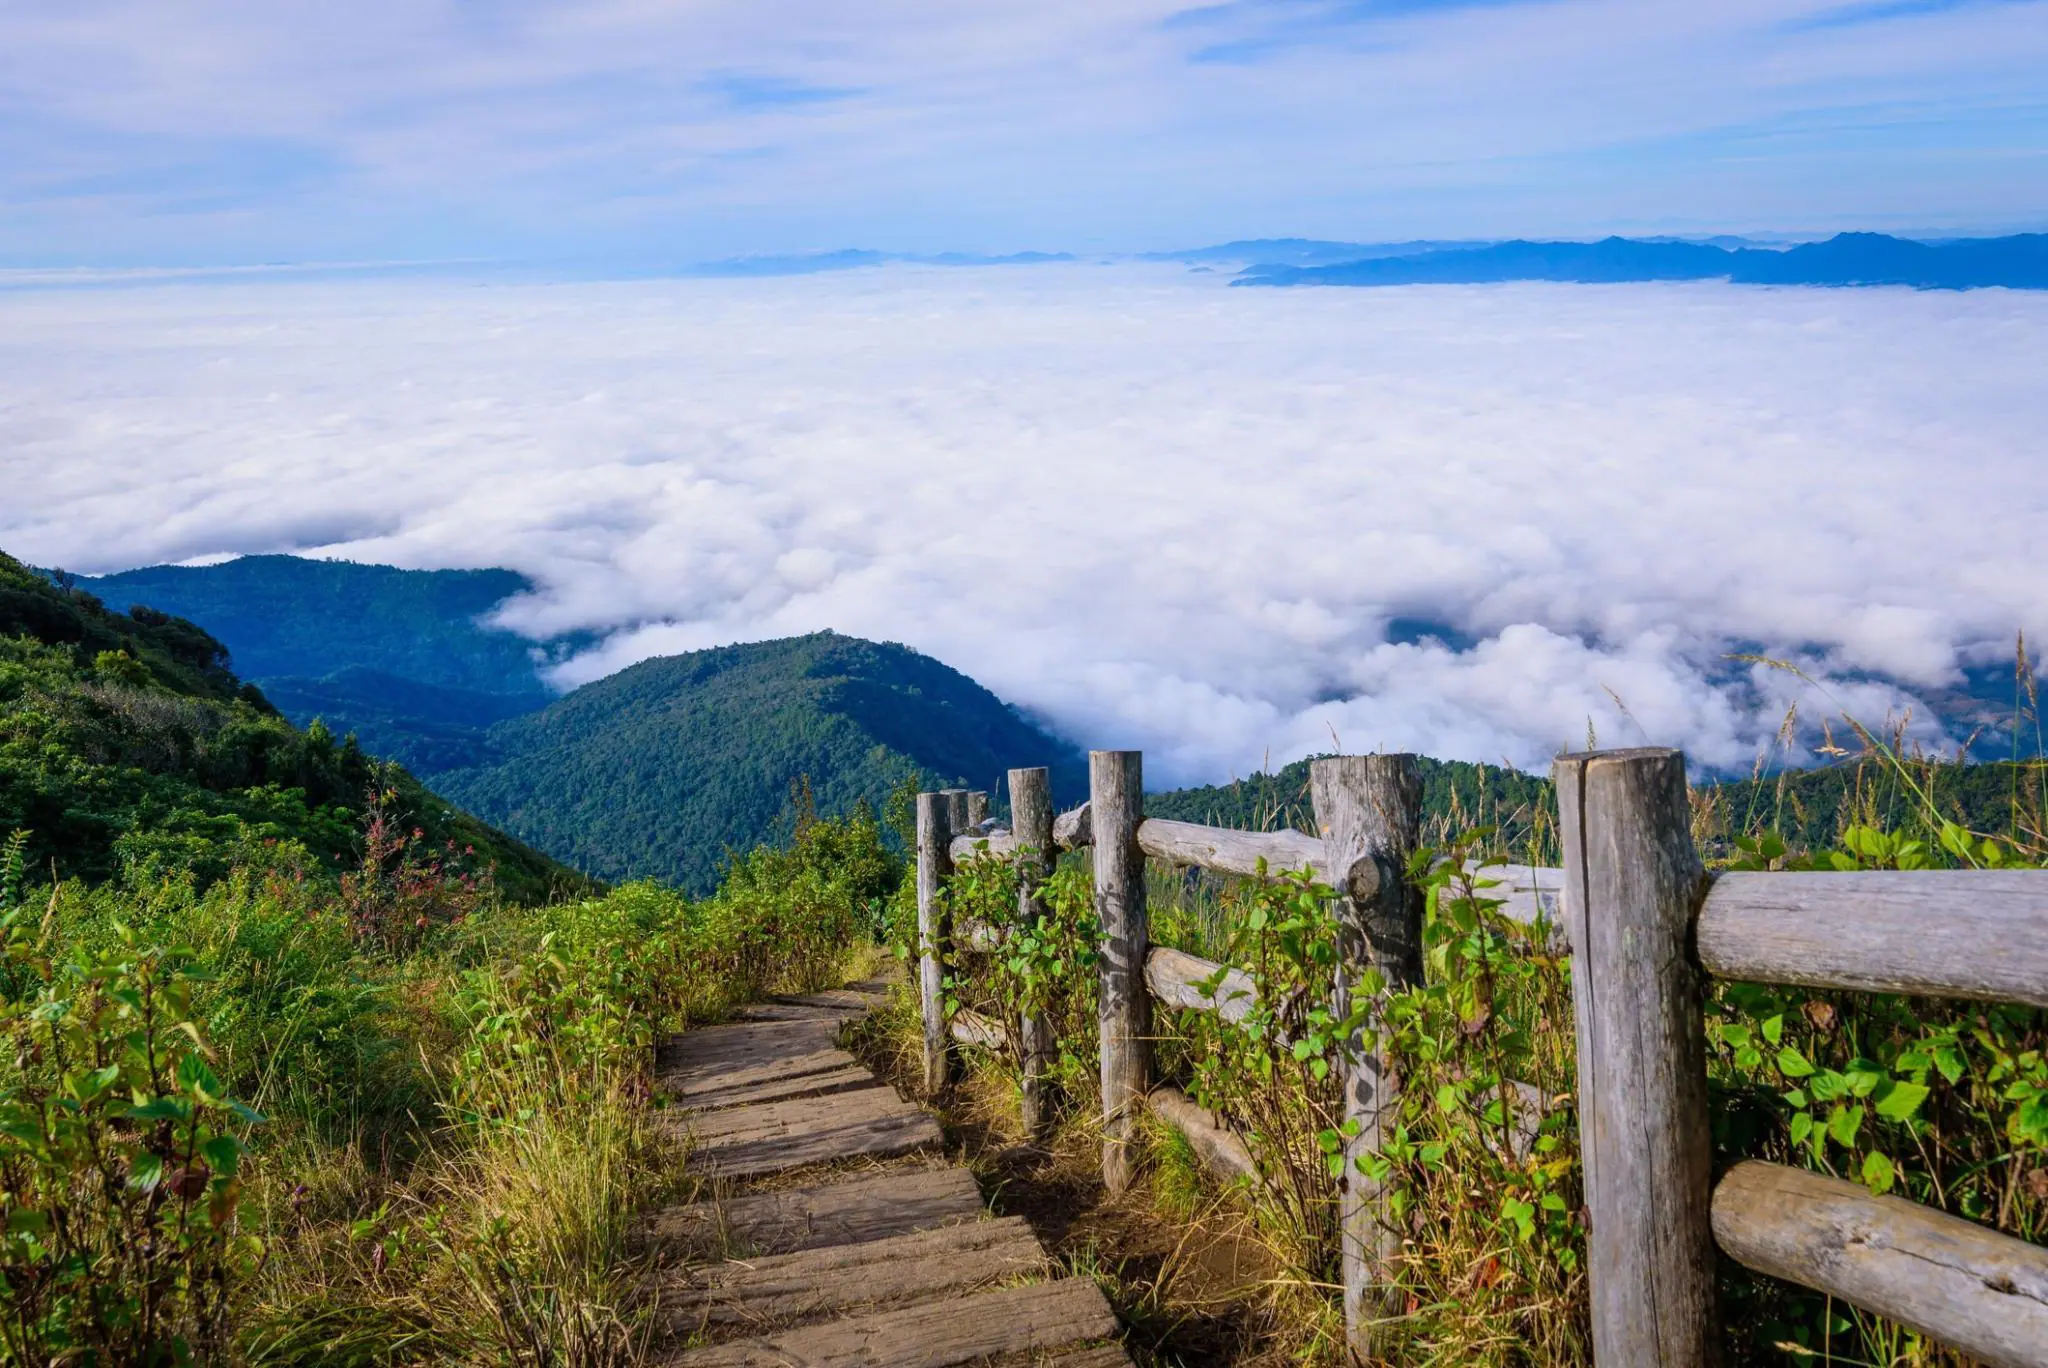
[966,790,990,830]
[1091,750,1149,1194]
[916,790,956,1096]
[1009,767,1058,1140]
[1312,755,1424,1353]
[1553,748,1720,1367]
[943,788,971,835]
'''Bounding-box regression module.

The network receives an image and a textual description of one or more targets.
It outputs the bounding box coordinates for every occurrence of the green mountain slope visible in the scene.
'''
[80,555,572,771]
[2,550,584,902]
[431,631,1087,892]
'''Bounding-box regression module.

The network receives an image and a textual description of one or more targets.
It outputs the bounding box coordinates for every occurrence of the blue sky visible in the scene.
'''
[1,0,2044,265]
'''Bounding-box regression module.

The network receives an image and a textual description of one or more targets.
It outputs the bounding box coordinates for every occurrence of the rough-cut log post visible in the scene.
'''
[1009,767,1058,1141]
[916,791,956,1096]
[1311,754,1424,1350]
[1092,750,1149,1194]
[942,788,971,834]
[1554,748,1719,1367]
[966,790,990,829]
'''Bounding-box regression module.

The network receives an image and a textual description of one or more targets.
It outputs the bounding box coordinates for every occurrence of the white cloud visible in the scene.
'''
[2,264,2043,783]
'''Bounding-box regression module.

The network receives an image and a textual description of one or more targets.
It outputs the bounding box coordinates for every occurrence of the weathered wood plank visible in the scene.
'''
[967,791,990,828]
[1698,870,2048,1009]
[672,1085,942,1180]
[684,1110,941,1181]
[659,1045,863,1103]
[732,1002,861,1024]
[677,1066,880,1114]
[917,792,956,1095]
[1142,946,1256,1024]
[1138,817,1330,882]
[1712,1161,2048,1368]
[1555,748,1719,1367]
[1146,1085,1257,1185]
[662,1216,1046,1333]
[665,1276,1121,1367]
[1314,754,1424,1349]
[646,1167,986,1258]
[678,1085,920,1143]
[661,1018,844,1072]
[779,988,891,1011]
[1092,750,1150,1196]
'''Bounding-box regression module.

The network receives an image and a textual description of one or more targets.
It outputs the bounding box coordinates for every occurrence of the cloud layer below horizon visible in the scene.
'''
[3,265,2042,784]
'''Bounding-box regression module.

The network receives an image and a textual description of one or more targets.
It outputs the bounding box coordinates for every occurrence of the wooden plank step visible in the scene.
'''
[777,988,888,1011]
[678,1085,921,1143]
[679,1066,879,1113]
[676,1095,942,1180]
[659,1044,861,1103]
[660,1019,843,1074]
[647,1166,986,1258]
[663,1276,1122,1367]
[732,1002,861,1023]
[662,1215,1046,1335]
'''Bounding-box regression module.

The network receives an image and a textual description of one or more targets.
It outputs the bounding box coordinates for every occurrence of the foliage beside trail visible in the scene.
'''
[0,797,897,1366]
[934,746,2048,1367]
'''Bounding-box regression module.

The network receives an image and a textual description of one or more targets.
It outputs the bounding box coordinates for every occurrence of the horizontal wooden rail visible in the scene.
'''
[1698,870,2048,1009]
[1711,1161,2048,1368]
[1143,946,1257,1023]
[1145,1086,1258,1185]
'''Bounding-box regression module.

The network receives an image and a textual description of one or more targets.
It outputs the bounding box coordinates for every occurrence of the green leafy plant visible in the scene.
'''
[0,913,263,1366]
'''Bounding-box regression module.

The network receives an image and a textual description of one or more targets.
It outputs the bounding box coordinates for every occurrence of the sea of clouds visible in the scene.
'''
[2,263,2042,784]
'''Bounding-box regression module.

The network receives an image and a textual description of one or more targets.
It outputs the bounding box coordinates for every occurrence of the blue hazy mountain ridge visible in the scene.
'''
[1235,232,2048,289]
[1141,238,1484,266]
[84,555,567,771]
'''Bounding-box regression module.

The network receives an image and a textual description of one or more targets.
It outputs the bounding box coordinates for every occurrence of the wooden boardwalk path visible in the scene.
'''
[645,981,1132,1367]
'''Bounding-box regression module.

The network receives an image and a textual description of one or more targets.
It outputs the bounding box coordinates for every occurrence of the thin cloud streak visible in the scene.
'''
[0,2,2043,260]
[1,265,2041,783]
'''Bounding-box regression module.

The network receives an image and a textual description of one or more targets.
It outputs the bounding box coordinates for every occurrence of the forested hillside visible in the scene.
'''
[432,631,1087,891]
[0,550,581,901]
[83,555,570,772]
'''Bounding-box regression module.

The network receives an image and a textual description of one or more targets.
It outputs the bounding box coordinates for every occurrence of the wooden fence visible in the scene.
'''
[913,747,2048,1366]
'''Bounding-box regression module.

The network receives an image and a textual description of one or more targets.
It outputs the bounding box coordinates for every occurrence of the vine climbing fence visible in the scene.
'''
[912,748,2048,1366]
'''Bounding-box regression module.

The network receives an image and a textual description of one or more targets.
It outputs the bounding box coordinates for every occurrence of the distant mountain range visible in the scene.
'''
[1140,238,1486,267]
[1236,232,2048,290]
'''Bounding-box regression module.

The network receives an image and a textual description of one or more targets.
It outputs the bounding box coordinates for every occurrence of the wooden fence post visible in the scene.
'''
[967,790,990,829]
[1312,754,1424,1352]
[1010,766,1058,1140]
[943,788,971,835]
[1553,748,1719,1367]
[916,790,956,1096]
[1092,750,1149,1194]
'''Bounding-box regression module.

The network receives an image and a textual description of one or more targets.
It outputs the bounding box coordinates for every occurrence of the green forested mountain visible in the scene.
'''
[1,550,583,901]
[79,555,571,771]
[431,631,1087,892]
